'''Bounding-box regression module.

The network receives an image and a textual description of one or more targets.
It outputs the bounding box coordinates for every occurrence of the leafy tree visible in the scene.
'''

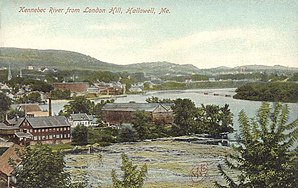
[7,108,25,119]
[171,98,197,136]
[11,144,72,188]
[72,124,88,146]
[118,125,139,142]
[196,104,233,137]
[216,102,298,188]
[131,111,151,140]
[0,93,11,121]
[50,89,71,100]
[145,96,173,103]
[18,92,42,103]
[61,96,94,117]
[111,153,147,188]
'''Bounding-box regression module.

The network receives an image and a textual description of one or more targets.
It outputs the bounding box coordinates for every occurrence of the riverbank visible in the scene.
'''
[65,140,235,187]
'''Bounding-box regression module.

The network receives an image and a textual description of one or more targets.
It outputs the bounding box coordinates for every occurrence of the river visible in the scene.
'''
[41,88,298,139]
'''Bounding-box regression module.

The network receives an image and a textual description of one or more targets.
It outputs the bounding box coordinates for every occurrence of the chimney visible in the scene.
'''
[49,98,52,116]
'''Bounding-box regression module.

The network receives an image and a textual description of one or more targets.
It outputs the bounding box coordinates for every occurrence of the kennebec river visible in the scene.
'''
[40,88,298,140]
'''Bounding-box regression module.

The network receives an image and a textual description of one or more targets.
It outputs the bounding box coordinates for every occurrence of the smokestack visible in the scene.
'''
[49,98,52,116]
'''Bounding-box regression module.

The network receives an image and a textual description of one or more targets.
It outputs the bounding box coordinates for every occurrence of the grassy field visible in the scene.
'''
[65,140,235,187]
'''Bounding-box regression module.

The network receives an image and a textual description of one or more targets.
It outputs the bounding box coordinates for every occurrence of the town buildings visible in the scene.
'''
[0,116,71,145]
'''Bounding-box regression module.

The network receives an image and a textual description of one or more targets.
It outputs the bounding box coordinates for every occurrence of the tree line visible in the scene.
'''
[234,82,298,103]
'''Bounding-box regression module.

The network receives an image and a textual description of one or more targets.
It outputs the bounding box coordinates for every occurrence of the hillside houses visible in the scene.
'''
[101,103,174,126]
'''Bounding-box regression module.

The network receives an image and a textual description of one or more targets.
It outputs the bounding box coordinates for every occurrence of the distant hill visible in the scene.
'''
[203,64,298,75]
[0,47,200,76]
[1,47,296,76]
[124,61,201,76]
[234,65,298,71]
[0,47,121,71]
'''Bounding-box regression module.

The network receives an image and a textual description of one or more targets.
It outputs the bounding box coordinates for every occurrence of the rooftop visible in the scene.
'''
[70,113,92,121]
[24,116,71,128]
[0,123,19,130]
[17,104,42,112]
[0,144,23,176]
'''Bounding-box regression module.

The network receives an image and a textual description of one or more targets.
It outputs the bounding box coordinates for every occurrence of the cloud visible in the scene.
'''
[1,24,297,68]
[137,27,297,68]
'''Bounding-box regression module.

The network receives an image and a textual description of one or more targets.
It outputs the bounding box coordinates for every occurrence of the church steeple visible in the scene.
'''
[7,65,12,81]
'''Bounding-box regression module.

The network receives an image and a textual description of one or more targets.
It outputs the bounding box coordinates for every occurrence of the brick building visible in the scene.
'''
[0,116,71,145]
[101,103,173,126]
[53,82,89,93]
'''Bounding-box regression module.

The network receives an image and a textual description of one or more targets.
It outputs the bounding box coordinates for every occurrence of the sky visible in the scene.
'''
[0,0,297,68]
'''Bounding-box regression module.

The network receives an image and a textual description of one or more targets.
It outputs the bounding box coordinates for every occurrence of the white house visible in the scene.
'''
[68,113,94,127]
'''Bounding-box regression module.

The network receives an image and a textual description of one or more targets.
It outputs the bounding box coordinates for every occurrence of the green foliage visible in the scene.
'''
[289,73,298,81]
[7,108,25,119]
[191,74,209,81]
[12,144,72,188]
[145,96,173,103]
[7,77,53,93]
[118,125,139,142]
[60,97,114,118]
[0,93,11,112]
[150,81,186,90]
[196,104,233,137]
[88,127,118,145]
[234,82,298,102]
[72,125,88,146]
[171,98,197,136]
[60,96,94,117]
[18,92,42,103]
[51,89,71,100]
[216,102,298,188]
[0,93,11,121]
[111,153,147,188]
[131,111,152,140]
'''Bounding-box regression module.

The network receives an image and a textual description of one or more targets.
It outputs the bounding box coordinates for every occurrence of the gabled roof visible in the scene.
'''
[101,103,173,112]
[70,113,92,121]
[0,144,23,176]
[23,116,71,128]
[18,104,42,112]
[0,123,19,130]
[5,118,24,127]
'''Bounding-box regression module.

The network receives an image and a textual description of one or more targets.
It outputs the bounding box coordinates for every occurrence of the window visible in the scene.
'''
[57,134,60,139]
[34,136,37,140]
[49,135,52,139]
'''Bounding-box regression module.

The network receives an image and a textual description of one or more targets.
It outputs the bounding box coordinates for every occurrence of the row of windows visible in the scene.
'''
[33,134,70,141]
[74,121,90,126]
[29,127,70,133]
